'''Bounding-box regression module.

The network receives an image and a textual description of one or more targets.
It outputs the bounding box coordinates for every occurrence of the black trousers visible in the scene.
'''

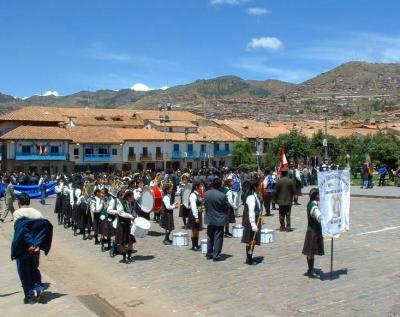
[279,205,292,229]
[264,192,274,215]
[206,225,224,259]
[16,253,42,298]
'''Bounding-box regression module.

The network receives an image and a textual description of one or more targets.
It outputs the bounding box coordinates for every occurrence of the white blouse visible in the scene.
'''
[246,194,262,231]
[163,195,175,210]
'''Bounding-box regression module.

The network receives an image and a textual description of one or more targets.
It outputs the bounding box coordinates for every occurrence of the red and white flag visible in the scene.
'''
[279,148,289,173]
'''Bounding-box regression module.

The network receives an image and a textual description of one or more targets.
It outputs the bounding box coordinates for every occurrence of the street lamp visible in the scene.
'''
[256,137,261,172]
[159,103,172,171]
[202,135,207,168]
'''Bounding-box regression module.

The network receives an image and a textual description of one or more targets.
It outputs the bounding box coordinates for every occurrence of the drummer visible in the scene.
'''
[187,181,204,251]
[134,180,149,220]
[223,178,236,238]
[54,177,65,225]
[115,191,137,264]
[178,174,191,228]
[241,179,263,265]
[103,188,118,253]
[161,183,179,245]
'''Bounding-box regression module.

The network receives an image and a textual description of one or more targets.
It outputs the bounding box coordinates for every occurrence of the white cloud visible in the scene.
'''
[210,0,250,5]
[130,83,169,92]
[247,7,270,15]
[246,37,283,51]
[131,83,152,91]
[297,32,400,64]
[43,91,59,97]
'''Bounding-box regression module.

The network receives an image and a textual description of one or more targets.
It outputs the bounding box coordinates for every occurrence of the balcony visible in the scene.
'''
[186,151,198,159]
[155,153,163,161]
[172,151,183,159]
[128,154,136,161]
[15,152,67,161]
[140,154,153,161]
[199,151,209,159]
[214,150,231,157]
[83,154,111,162]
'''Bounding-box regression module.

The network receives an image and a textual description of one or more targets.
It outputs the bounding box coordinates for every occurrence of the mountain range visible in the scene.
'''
[1,61,399,118]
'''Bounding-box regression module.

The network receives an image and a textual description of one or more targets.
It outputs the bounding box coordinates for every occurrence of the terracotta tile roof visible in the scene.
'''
[0,126,71,140]
[214,119,290,139]
[66,127,123,144]
[67,116,143,127]
[115,128,166,141]
[167,127,242,142]
[134,110,201,121]
[147,120,197,128]
[0,107,64,122]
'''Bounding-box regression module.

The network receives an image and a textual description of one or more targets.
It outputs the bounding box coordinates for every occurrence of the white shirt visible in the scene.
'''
[116,199,134,219]
[189,191,200,219]
[133,188,142,202]
[14,207,43,222]
[90,196,104,214]
[55,183,64,194]
[310,202,322,223]
[163,195,175,210]
[246,194,262,231]
[107,196,118,215]
[226,189,236,209]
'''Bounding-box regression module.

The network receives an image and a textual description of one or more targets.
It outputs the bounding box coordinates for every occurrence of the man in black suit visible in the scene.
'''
[204,177,229,261]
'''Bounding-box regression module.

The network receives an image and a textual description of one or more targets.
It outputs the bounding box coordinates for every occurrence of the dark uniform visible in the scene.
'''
[302,200,324,256]
[161,194,175,232]
[241,192,262,246]
[115,199,136,259]
[275,175,296,231]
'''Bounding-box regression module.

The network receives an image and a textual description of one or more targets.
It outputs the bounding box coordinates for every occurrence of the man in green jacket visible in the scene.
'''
[1,176,16,222]
[275,168,296,232]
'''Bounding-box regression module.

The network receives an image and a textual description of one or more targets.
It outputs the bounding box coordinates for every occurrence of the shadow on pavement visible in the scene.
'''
[147,231,164,237]
[0,291,20,297]
[319,268,348,281]
[132,255,155,261]
[41,292,67,304]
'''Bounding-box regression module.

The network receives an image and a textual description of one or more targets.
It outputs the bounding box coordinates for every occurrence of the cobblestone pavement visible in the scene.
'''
[0,194,399,317]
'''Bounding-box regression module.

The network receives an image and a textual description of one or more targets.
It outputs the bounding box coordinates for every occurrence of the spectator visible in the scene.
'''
[378,165,388,187]
[1,176,16,222]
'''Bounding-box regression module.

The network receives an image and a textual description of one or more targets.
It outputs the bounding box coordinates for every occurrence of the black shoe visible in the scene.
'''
[213,257,224,262]
[23,297,36,304]
[286,227,293,232]
[87,235,92,240]
[191,245,200,251]
[279,227,285,232]
[163,240,172,245]
[205,254,213,260]
[37,291,46,304]
[94,240,100,245]
[127,256,134,263]
[225,233,233,238]
[307,270,320,279]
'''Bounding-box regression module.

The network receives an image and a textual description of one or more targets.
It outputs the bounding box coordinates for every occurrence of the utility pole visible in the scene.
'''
[323,108,329,164]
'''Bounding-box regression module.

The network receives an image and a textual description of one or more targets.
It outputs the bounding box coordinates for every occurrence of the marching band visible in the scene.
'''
[51,168,286,266]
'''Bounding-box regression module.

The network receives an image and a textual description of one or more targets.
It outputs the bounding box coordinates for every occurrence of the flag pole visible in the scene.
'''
[330,237,334,280]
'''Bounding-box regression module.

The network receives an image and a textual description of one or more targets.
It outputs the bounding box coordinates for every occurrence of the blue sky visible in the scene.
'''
[0,0,399,97]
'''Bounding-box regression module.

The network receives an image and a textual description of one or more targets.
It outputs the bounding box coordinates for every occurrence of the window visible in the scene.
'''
[225,143,229,151]
[98,148,108,155]
[143,147,148,156]
[50,146,59,154]
[200,144,206,152]
[173,144,179,152]
[187,143,193,153]
[128,147,135,156]
[168,127,173,132]
[111,117,122,121]
[85,148,93,155]
[95,116,106,121]
[22,145,31,154]
[112,148,117,156]
[156,147,161,155]
[215,143,220,151]
[73,148,79,158]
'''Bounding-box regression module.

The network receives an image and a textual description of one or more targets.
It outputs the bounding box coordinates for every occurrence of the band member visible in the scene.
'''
[161,183,179,245]
[241,179,263,265]
[187,181,204,251]
[302,188,324,279]
[72,180,84,237]
[115,191,136,264]
[62,180,72,228]
[178,174,191,228]
[103,188,117,253]
[134,180,149,220]
[90,189,104,246]
[223,178,236,237]
[54,178,65,225]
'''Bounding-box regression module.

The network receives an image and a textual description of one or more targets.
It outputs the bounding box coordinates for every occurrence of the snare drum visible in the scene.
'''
[260,228,275,244]
[200,238,208,254]
[198,186,205,198]
[232,224,244,238]
[140,186,163,213]
[132,217,151,238]
[182,183,193,209]
[172,232,189,246]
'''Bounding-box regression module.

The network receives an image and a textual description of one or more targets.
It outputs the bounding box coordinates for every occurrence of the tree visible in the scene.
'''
[232,140,256,166]
[367,132,400,167]
[266,129,311,165]
[310,130,343,162]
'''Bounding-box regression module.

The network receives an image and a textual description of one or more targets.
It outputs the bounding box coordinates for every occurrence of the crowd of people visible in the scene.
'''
[1,166,332,304]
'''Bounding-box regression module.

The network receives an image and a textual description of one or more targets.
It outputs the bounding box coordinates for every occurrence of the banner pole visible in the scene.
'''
[330,238,334,280]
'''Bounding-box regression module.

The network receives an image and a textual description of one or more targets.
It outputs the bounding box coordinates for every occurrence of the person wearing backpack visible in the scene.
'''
[262,169,275,217]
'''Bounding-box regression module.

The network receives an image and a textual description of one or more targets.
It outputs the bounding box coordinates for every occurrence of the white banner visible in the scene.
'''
[317,169,350,238]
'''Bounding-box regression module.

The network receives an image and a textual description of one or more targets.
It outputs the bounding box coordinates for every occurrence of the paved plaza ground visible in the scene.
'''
[0,186,399,317]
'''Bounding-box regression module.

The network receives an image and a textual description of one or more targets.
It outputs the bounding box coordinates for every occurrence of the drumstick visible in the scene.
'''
[248,210,263,256]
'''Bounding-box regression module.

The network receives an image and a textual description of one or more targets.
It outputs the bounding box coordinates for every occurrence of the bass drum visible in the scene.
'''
[139,186,163,213]
[182,183,193,209]
[198,186,205,199]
